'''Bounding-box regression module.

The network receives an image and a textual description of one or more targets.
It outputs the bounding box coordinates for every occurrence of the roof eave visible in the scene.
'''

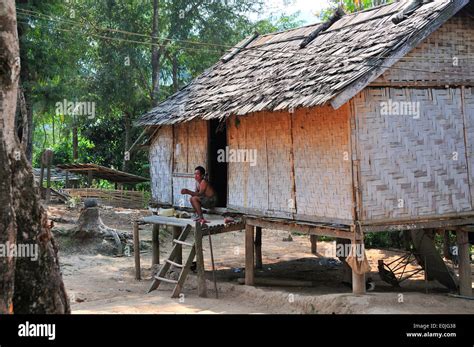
[329,0,470,110]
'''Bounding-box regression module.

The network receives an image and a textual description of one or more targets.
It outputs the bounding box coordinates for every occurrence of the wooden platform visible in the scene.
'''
[132,214,245,284]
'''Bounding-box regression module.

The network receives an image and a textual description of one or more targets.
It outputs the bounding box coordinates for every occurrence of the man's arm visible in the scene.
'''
[181,182,204,197]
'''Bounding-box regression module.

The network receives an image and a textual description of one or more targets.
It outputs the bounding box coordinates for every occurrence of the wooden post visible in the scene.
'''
[173,226,182,264]
[245,224,255,285]
[86,170,92,187]
[133,221,141,280]
[457,230,472,297]
[39,160,45,189]
[255,226,262,269]
[352,238,366,295]
[443,230,451,260]
[152,224,160,266]
[45,153,52,203]
[195,222,207,297]
[310,235,318,254]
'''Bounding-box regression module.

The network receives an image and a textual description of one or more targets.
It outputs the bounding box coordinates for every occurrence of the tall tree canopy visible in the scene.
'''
[16,0,304,180]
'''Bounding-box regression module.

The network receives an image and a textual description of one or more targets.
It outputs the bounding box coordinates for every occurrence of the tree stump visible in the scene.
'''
[71,201,128,256]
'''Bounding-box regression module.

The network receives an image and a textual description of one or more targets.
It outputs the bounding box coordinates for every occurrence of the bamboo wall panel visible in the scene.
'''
[462,87,474,203]
[244,113,269,210]
[372,17,474,86]
[292,106,353,220]
[187,120,208,172]
[172,176,196,208]
[173,123,188,173]
[354,87,472,220]
[171,119,208,206]
[265,112,294,213]
[149,126,173,204]
[228,112,289,212]
[228,115,246,208]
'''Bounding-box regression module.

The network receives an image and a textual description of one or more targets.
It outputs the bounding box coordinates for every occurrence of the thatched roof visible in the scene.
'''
[137,0,470,126]
[56,164,149,184]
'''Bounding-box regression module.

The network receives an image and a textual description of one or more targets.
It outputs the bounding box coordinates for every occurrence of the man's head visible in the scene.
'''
[194,166,206,182]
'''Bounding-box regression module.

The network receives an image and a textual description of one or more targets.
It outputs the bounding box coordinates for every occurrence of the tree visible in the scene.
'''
[320,0,393,19]
[0,0,70,314]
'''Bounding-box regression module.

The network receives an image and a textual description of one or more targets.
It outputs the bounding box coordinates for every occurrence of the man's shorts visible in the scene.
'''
[200,195,218,209]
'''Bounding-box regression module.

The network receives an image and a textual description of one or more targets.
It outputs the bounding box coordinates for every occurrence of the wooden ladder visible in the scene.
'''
[147,225,196,298]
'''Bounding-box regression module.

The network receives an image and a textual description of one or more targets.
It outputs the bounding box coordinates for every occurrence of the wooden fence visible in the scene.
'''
[65,188,148,209]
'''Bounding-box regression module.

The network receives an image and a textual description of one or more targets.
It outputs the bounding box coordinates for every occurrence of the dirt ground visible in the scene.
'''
[48,204,474,314]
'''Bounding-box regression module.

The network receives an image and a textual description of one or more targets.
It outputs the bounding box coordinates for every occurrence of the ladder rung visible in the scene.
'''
[166,259,184,268]
[173,239,193,247]
[154,276,178,284]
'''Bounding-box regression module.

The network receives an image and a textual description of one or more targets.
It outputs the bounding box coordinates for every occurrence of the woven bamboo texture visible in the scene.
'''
[372,17,474,86]
[353,87,472,220]
[292,105,353,220]
[463,87,474,202]
[65,188,147,209]
[149,126,173,204]
[228,107,353,219]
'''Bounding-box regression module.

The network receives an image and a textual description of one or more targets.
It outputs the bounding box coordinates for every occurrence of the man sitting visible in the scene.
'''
[181,166,217,223]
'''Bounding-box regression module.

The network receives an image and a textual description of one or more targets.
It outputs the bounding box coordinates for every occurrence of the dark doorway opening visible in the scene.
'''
[208,119,228,207]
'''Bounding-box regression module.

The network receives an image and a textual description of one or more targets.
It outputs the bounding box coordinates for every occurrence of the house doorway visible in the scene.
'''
[208,119,228,207]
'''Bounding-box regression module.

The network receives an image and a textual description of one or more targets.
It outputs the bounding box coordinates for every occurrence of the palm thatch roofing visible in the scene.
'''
[33,168,81,182]
[137,0,470,126]
[56,164,148,184]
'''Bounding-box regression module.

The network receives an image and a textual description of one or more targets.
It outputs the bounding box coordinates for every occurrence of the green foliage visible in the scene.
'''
[20,0,305,194]
[319,0,393,20]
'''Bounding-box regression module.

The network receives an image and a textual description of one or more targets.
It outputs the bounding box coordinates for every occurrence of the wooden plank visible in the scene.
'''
[363,217,474,233]
[152,224,160,266]
[246,217,354,239]
[172,246,196,298]
[133,221,141,280]
[457,230,472,297]
[173,226,182,264]
[310,235,318,254]
[147,225,193,293]
[194,222,207,297]
[255,226,263,269]
[245,224,255,285]
[352,239,366,295]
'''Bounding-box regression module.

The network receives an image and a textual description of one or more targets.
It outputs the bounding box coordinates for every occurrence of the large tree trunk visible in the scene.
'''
[72,118,78,161]
[122,111,131,172]
[18,21,34,162]
[151,0,161,106]
[0,0,70,314]
[172,53,179,93]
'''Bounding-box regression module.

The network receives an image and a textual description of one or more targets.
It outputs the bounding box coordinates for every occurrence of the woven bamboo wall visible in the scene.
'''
[265,112,295,213]
[463,87,474,202]
[227,114,270,210]
[292,105,353,220]
[228,107,353,220]
[149,126,173,204]
[353,87,473,221]
[171,119,208,207]
[372,16,474,86]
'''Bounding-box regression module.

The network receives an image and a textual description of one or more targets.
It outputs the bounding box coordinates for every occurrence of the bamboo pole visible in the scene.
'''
[133,221,141,280]
[255,226,262,269]
[457,230,472,297]
[245,224,255,285]
[195,222,207,297]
